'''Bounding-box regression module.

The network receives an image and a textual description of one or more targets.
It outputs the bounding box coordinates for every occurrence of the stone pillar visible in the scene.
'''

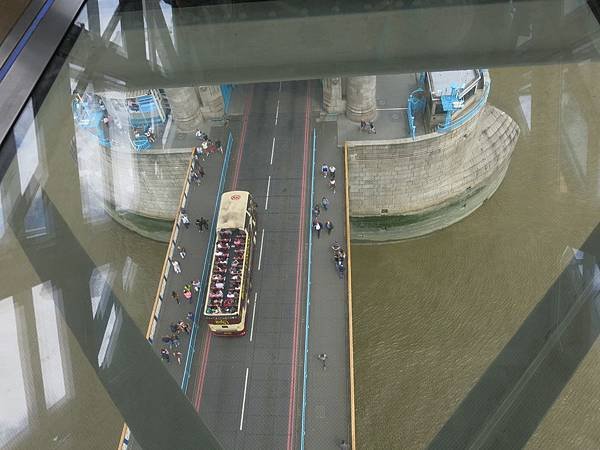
[322,77,345,114]
[345,76,377,122]
[197,85,225,120]
[165,87,203,132]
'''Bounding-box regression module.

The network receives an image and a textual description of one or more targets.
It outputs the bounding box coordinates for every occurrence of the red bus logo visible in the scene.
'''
[231,194,241,200]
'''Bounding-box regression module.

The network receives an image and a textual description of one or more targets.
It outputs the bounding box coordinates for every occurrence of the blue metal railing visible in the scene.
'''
[437,71,491,134]
[300,128,317,450]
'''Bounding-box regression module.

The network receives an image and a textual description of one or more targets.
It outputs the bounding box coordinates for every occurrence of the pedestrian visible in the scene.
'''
[318,353,327,370]
[215,140,223,154]
[173,350,183,364]
[329,178,336,194]
[190,172,200,186]
[313,204,320,217]
[338,260,345,279]
[192,279,200,292]
[187,311,195,322]
[195,129,203,140]
[178,246,186,259]
[180,213,190,229]
[329,165,336,180]
[183,289,193,303]
[200,217,209,231]
[360,119,366,131]
[170,335,180,349]
[321,163,328,178]
[198,165,205,178]
[171,290,180,305]
[339,440,351,450]
[321,196,329,210]
[195,219,202,232]
[369,121,376,134]
[314,221,322,239]
[172,260,181,274]
[160,348,170,363]
[325,220,334,235]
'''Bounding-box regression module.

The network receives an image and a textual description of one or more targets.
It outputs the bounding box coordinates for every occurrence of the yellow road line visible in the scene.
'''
[344,142,357,449]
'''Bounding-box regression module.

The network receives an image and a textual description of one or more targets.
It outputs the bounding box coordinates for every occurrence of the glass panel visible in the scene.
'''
[0,297,28,447]
[32,281,68,410]
[14,100,38,195]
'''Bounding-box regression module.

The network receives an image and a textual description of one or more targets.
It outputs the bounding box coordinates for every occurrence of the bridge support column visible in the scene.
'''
[165,87,203,132]
[197,85,225,120]
[322,77,345,114]
[345,76,377,122]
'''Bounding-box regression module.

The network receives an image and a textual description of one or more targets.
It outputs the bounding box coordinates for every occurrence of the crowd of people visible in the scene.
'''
[160,316,194,364]
[314,162,346,278]
[359,119,376,134]
[205,229,246,315]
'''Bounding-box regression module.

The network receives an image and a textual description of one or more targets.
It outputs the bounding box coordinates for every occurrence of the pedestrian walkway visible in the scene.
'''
[119,124,235,450]
[302,120,352,449]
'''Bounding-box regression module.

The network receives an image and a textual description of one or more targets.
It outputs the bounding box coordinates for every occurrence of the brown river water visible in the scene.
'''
[352,62,600,449]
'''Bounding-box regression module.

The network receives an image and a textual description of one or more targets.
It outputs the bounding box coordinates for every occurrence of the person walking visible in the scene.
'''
[312,204,320,218]
[321,196,330,210]
[329,178,336,194]
[195,219,202,232]
[186,311,195,322]
[338,260,345,279]
[198,165,205,179]
[172,260,181,274]
[325,220,334,235]
[192,279,200,292]
[160,348,170,363]
[321,163,329,178]
[200,217,209,231]
[318,353,327,370]
[173,350,183,365]
[171,290,180,305]
[180,213,190,229]
[339,440,351,450]
[314,221,322,239]
[178,246,186,259]
[329,165,336,180]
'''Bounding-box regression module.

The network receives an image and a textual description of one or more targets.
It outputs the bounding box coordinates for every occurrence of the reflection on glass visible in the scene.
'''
[90,264,113,319]
[0,297,28,447]
[122,256,137,292]
[32,281,68,410]
[0,194,5,240]
[14,100,39,195]
[518,94,532,130]
[24,187,48,238]
[98,304,120,368]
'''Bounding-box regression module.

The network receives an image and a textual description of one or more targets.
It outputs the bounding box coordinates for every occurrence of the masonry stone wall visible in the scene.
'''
[100,146,191,221]
[347,104,519,239]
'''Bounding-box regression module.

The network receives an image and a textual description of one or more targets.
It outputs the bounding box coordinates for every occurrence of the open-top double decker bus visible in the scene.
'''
[203,191,257,335]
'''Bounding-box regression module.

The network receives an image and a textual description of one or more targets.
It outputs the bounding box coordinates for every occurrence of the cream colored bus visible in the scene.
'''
[203,191,257,335]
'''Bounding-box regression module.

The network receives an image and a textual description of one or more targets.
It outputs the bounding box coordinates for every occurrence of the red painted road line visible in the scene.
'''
[193,84,254,413]
[194,332,212,411]
[287,81,311,450]
[231,85,254,190]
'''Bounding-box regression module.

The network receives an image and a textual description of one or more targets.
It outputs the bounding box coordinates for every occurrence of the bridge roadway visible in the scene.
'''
[123,81,352,449]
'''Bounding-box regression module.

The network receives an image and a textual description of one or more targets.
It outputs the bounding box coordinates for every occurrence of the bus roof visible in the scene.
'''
[217,191,250,230]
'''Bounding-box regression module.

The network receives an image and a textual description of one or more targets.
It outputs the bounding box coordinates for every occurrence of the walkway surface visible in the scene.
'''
[124,81,352,450]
